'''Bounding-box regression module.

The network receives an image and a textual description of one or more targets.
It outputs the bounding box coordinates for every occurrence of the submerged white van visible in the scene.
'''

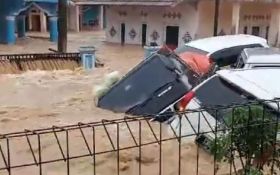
[236,47,280,68]
[169,68,280,141]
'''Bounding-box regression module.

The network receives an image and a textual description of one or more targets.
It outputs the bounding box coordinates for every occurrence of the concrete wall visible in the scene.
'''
[0,0,25,43]
[105,2,199,46]
[104,1,279,46]
[239,2,274,39]
[269,7,280,46]
[196,0,233,38]
[68,5,80,32]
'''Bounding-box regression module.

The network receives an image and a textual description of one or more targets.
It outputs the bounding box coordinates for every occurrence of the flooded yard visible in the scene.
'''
[0,31,143,132]
[0,32,237,175]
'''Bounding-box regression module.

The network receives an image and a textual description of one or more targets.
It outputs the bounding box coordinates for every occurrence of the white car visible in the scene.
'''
[175,34,269,67]
[169,68,280,140]
[236,47,280,68]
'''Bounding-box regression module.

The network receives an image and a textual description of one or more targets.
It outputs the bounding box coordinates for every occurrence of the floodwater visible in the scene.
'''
[0,32,237,175]
[0,31,143,132]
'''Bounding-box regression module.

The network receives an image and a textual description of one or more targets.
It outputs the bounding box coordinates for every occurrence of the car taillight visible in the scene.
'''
[179,91,195,111]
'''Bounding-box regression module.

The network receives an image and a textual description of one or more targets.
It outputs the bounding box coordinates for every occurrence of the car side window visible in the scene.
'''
[235,55,245,68]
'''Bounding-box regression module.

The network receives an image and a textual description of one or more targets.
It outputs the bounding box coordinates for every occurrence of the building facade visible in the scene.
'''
[0,0,105,45]
[0,0,59,44]
[83,0,280,47]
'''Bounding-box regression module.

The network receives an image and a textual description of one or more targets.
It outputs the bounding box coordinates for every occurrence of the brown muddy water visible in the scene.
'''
[0,32,240,175]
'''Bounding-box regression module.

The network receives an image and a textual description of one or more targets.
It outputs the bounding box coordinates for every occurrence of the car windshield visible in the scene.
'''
[195,76,255,121]
[174,45,208,55]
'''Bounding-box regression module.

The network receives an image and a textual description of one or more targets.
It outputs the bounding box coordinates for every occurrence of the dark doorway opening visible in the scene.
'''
[266,26,269,40]
[142,24,147,46]
[31,15,41,31]
[79,15,82,31]
[166,26,179,50]
[25,16,29,31]
[252,26,260,36]
[121,23,125,45]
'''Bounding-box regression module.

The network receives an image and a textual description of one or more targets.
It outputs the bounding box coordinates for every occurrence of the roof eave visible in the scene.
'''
[74,1,176,6]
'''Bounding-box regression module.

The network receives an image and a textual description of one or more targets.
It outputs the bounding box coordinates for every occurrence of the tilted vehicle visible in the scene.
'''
[235,47,280,68]
[167,68,280,148]
[175,34,269,67]
[98,35,269,117]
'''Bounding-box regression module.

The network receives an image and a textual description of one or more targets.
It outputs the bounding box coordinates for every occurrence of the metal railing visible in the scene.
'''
[0,53,81,73]
[0,100,280,175]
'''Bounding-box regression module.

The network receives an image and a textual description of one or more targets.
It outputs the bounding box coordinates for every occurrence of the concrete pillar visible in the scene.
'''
[4,16,16,44]
[99,5,104,29]
[231,2,240,34]
[28,14,32,30]
[75,5,80,32]
[49,16,58,42]
[40,12,47,32]
[17,15,26,38]
[68,5,80,32]
[269,8,280,46]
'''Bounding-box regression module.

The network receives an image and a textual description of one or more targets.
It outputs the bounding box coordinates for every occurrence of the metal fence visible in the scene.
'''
[0,100,280,175]
[0,53,80,74]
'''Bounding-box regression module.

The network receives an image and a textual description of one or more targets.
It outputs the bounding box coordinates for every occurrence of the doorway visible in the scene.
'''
[266,26,269,40]
[166,26,179,49]
[142,24,147,46]
[121,23,125,45]
[31,15,41,31]
[252,26,260,36]
[25,16,29,31]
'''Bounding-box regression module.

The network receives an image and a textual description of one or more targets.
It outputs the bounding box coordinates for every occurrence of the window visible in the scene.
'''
[196,76,252,107]
[195,76,255,121]
[252,26,260,36]
[210,44,263,67]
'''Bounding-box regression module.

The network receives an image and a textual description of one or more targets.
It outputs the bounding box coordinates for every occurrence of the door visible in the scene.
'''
[252,26,260,36]
[266,26,269,40]
[166,26,179,50]
[25,16,29,30]
[142,24,147,46]
[31,15,41,31]
[121,23,125,45]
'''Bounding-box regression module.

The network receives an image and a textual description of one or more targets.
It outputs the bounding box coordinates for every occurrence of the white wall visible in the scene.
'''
[105,2,199,47]
[239,2,273,39]
[105,1,278,46]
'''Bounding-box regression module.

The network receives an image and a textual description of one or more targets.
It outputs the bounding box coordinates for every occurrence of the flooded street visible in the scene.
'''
[0,32,235,175]
[0,31,143,133]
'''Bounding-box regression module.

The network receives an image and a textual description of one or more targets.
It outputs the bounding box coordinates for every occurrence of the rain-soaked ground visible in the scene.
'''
[0,32,243,175]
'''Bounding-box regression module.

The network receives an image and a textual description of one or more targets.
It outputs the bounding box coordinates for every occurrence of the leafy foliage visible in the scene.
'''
[209,104,280,174]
